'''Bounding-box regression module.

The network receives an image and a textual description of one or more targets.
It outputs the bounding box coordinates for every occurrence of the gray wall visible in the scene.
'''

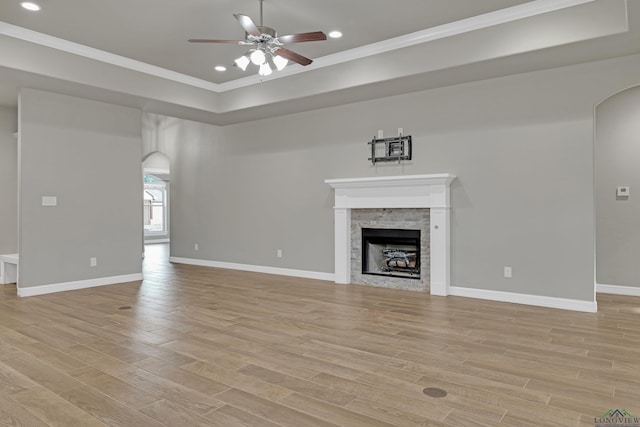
[596,85,640,287]
[19,89,142,288]
[0,106,18,254]
[147,53,640,303]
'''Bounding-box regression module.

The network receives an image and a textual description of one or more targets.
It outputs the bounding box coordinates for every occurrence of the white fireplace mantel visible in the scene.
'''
[325,174,456,296]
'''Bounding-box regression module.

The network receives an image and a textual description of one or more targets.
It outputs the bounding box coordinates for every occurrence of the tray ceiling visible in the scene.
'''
[1,0,639,124]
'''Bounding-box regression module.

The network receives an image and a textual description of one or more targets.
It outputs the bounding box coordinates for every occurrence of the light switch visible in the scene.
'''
[617,187,630,197]
[42,196,57,206]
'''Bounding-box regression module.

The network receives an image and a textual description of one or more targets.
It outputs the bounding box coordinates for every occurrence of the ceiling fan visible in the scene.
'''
[189,0,327,75]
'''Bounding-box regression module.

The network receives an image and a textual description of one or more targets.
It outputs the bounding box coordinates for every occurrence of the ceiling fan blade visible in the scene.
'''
[277,31,327,44]
[234,14,261,37]
[189,39,246,44]
[274,48,313,66]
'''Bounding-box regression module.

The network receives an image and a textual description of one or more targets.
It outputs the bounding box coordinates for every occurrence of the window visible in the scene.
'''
[143,175,167,234]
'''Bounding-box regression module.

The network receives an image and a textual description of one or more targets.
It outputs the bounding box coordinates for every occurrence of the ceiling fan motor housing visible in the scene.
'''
[253,26,277,42]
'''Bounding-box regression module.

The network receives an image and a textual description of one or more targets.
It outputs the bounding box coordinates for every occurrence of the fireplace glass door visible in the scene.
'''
[362,228,420,279]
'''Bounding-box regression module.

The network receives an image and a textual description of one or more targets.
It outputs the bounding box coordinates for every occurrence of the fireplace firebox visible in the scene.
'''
[362,228,421,279]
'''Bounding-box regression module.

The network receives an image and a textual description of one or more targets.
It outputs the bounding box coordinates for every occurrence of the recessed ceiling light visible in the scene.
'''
[328,31,343,39]
[20,1,41,11]
[214,65,227,72]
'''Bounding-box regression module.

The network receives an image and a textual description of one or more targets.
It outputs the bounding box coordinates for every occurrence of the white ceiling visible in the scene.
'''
[1,0,640,124]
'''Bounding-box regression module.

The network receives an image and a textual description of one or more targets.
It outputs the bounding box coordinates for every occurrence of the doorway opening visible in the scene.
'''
[142,151,170,247]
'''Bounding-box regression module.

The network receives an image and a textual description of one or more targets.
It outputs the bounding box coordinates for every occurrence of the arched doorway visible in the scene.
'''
[595,86,640,292]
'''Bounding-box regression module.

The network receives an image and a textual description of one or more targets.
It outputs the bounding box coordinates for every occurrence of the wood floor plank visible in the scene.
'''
[134,356,230,396]
[0,389,51,427]
[181,360,294,402]
[499,397,583,427]
[0,361,41,395]
[115,368,225,415]
[547,392,639,420]
[280,392,399,427]
[464,356,582,383]
[1,353,85,395]
[0,325,39,347]
[65,344,138,377]
[345,396,450,427]
[218,345,320,379]
[237,364,357,406]
[251,346,366,380]
[217,388,339,427]
[159,336,248,370]
[57,386,165,427]
[288,338,409,372]
[525,376,614,400]
[443,410,503,427]
[139,399,227,427]
[70,366,161,410]
[205,404,283,427]
[11,387,109,427]
[101,321,183,347]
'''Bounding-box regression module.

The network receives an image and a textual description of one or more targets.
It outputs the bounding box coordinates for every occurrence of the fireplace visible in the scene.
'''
[362,228,421,279]
[351,208,428,290]
[325,174,456,296]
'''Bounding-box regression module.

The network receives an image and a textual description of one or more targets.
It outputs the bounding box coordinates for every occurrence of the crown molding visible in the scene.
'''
[0,0,596,94]
[0,21,219,92]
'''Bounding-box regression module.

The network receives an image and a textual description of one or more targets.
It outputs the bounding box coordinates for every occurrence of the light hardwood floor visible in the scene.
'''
[0,244,639,426]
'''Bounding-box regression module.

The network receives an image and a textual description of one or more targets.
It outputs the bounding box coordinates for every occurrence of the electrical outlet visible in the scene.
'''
[194,243,199,251]
[277,249,282,258]
[90,257,97,267]
[504,266,512,278]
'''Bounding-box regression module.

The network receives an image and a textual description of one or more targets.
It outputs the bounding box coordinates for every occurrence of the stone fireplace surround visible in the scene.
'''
[325,174,456,296]
[351,208,429,292]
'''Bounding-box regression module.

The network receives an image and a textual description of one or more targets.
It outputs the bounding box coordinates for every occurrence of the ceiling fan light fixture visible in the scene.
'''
[190,0,326,76]
[250,49,266,65]
[259,62,272,76]
[272,55,288,71]
[234,55,250,71]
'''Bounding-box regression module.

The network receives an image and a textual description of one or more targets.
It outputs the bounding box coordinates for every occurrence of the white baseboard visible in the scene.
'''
[596,283,640,296]
[169,257,335,282]
[17,273,143,297]
[448,286,597,313]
